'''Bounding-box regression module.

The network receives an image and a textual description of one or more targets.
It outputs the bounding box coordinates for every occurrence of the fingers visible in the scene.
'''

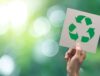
[75,47,81,56]
[66,48,73,55]
[80,51,86,61]
[65,45,86,63]
[74,44,86,63]
[75,44,82,56]
[76,46,86,60]
[75,47,86,63]
[65,48,73,61]
[65,52,69,61]
[65,48,76,61]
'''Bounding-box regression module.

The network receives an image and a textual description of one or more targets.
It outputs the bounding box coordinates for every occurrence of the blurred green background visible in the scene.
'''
[0,0,100,76]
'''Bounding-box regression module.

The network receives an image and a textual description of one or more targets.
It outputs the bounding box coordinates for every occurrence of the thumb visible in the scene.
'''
[75,44,81,56]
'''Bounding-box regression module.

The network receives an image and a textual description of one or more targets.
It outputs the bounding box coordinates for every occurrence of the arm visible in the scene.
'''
[65,45,86,76]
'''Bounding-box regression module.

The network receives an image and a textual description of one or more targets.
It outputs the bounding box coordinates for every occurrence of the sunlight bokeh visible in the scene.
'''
[0,0,99,76]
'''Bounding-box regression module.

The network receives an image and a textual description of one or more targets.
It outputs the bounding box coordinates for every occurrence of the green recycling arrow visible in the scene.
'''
[85,17,92,25]
[68,15,95,43]
[75,15,85,23]
[69,23,76,32]
[75,15,92,26]
[87,28,95,39]
[81,36,89,43]
[69,23,79,40]
[69,32,78,40]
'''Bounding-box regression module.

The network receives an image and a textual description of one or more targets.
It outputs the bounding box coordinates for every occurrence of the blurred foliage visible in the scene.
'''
[0,0,100,76]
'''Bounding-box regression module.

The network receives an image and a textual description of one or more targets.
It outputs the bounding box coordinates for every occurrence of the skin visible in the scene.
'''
[65,46,86,76]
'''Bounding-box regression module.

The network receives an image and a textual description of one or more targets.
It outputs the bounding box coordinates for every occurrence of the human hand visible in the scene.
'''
[65,45,86,76]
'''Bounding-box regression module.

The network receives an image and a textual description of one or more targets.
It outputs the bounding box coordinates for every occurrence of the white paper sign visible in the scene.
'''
[60,8,100,53]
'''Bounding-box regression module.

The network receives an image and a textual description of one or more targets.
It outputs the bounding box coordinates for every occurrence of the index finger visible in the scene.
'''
[65,48,73,60]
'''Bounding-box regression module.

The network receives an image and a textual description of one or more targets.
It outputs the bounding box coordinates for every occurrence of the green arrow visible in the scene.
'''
[87,28,95,39]
[69,32,78,40]
[75,15,85,23]
[81,36,89,43]
[85,17,92,26]
[69,24,76,32]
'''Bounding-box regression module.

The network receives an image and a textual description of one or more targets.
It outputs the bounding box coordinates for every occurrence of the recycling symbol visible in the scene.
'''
[68,15,95,43]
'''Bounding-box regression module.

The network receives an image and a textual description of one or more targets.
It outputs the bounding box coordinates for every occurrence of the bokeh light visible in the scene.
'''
[9,1,28,32]
[41,39,59,57]
[47,5,65,27]
[0,55,15,76]
[0,0,28,35]
[0,0,99,76]
[34,39,59,57]
[29,17,51,37]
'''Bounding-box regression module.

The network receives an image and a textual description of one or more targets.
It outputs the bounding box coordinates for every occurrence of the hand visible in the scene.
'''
[65,45,86,76]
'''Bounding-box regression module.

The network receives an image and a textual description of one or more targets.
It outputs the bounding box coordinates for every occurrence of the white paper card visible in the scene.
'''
[60,8,100,53]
